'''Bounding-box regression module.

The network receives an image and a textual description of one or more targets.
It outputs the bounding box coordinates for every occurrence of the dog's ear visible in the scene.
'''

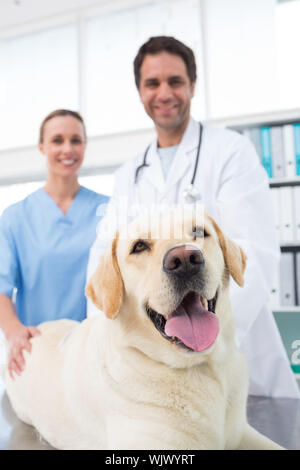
[209,218,247,287]
[85,233,123,319]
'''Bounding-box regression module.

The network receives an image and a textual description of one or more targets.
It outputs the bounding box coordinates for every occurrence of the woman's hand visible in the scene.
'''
[6,324,41,379]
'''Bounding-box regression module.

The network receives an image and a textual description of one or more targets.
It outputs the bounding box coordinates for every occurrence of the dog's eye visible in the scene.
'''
[131,240,150,254]
[192,226,209,240]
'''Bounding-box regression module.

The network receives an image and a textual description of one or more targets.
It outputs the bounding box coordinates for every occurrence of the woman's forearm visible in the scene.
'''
[0,293,22,339]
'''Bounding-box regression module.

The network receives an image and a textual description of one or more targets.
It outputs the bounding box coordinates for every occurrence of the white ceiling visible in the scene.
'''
[0,0,112,30]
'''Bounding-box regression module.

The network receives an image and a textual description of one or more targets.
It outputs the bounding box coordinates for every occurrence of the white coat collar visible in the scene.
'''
[143,117,199,193]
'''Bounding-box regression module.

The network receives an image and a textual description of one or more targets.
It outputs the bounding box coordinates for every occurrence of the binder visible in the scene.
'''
[278,187,294,243]
[260,127,273,178]
[270,187,281,241]
[279,252,295,306]
[293,186,300,242]
[247,128,262,162]
[282,124,296,177]
[270,263,280,310]
[271,126,285,178]
[296,253,300,306]
[293,123,300,176]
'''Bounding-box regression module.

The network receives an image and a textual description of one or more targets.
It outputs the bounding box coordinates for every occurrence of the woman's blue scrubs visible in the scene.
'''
[0,186,108,326]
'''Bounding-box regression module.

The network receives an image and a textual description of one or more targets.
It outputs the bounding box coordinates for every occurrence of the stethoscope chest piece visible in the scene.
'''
[182,184,202,204]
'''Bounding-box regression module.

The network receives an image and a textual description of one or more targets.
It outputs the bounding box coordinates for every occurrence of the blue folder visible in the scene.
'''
[293,123,300,176]
[260,127,273,178]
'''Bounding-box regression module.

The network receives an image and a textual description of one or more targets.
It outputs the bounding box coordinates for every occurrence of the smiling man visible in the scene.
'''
[87,36,300,399]
[138,51,195,145]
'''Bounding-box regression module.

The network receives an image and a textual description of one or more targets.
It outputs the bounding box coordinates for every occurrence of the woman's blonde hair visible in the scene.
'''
[39,109,86,143]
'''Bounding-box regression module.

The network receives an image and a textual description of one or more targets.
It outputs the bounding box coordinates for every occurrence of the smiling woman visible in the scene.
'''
[38,109,87,213]
[0,109,109,380]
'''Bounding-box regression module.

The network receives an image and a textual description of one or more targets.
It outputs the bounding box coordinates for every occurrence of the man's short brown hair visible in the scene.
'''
[133,36,197,89]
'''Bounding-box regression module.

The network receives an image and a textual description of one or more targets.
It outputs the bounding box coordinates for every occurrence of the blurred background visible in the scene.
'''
[0,0,300,383]
[0,0,299,206]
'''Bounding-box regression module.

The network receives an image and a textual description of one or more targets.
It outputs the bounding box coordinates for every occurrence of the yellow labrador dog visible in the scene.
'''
[4,209,282,450]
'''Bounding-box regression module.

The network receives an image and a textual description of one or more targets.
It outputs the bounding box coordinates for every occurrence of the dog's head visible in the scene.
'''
[86,208,246,367]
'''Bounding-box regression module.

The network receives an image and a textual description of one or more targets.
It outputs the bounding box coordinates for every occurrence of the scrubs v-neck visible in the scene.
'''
[0,186,108,326]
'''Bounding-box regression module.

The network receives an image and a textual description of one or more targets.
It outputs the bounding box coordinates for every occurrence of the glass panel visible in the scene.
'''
[0,23,78,150]
[85,0,202,136]
[275,0,300,109]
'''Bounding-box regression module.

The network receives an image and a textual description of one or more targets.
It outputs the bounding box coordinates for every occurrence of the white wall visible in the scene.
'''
[0,127,155,185]
[0,0,142,31]
[202,0,279,119]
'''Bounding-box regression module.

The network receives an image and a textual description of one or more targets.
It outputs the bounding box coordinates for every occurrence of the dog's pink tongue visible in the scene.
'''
[165,295,219,352]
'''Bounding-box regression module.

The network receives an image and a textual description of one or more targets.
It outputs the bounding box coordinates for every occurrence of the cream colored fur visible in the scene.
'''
[4,210,283,449]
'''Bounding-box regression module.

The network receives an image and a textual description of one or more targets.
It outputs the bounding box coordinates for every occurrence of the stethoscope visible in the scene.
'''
[134,122,203,204]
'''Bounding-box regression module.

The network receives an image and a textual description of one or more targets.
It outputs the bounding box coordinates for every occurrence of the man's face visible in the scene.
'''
[138,51,195,134]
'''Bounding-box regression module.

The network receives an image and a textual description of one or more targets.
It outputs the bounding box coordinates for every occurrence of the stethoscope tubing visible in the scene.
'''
[134,122,203,188]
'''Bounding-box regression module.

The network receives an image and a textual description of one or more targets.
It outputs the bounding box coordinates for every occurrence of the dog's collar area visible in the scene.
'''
[145,290,219,353]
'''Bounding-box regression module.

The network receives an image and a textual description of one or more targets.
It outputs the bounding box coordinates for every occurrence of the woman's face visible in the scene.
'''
[39,115,86,178]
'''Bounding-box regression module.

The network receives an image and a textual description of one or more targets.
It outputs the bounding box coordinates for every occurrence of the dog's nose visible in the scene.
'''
[163,245,204,277]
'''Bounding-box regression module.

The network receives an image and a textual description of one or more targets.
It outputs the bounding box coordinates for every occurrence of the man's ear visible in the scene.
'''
[85,233,124,319]
[209,217,247,287]
[191,80,196,98]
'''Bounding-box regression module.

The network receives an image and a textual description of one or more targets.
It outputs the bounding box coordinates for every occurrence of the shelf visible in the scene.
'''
[206,111,300,185]
[272,306,300,313]
[280,242,300,248]
[206,110,300,324]
[269,177,300,188]
[206,108,300,130]
[280,242,300,253]
[280,245,300,254]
